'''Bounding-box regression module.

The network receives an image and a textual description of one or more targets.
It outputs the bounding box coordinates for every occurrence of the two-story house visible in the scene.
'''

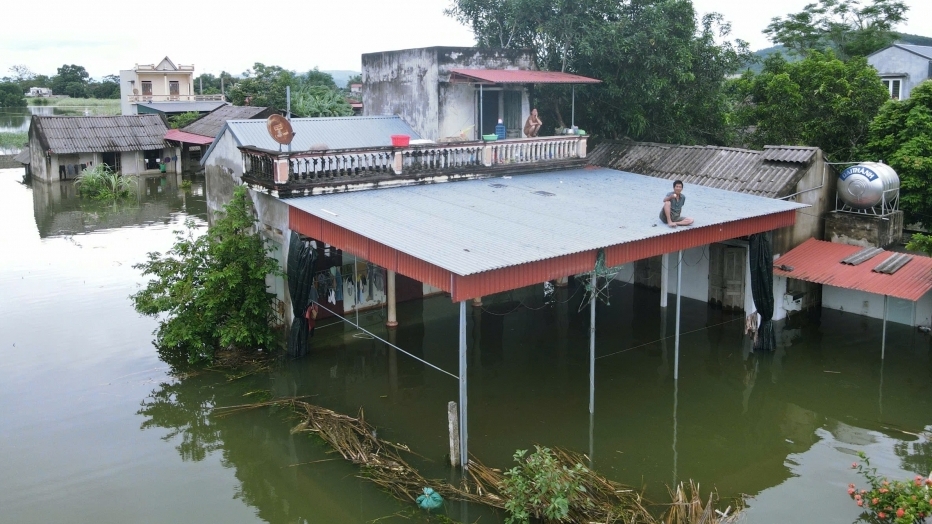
[867,44,932,100]
[119,57,227,116]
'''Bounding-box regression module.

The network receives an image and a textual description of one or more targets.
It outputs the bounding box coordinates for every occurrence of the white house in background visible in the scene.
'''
[867,44,932,100]
[26,87,52,97]
[27,115,180,182]
[119,57,226,116]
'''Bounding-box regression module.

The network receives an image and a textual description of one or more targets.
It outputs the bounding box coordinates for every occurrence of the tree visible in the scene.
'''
[447,0,751,144]
[728,51,888,161]
[168,111,202,129]
[859,80,932,226]
[292,86,353,117]
[87,74,120,99]
[51,64,90,98]
[228,62,299,110]
[0,82,26,108]
[764,0,909,59]
[300,68,337,90]
[131,185,282,364]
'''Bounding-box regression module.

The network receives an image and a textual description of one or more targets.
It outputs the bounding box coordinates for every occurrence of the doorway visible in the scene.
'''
[709,243,746,311]
[102,152,121,173]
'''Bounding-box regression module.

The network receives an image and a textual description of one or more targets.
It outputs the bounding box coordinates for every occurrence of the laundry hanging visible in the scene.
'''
[287,233,317,358]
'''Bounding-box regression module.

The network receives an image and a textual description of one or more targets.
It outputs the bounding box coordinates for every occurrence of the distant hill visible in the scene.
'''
[322,70,361,89]
[896,33,932,46]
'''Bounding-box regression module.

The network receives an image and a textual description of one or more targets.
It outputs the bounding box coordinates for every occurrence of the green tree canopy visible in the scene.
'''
[168,111,202,129]
[859,80,932,226]
[131,185,282,364]
[194,71,235,95]
[0,82,26,108]
[87,74,120,99]
[728,51,888,161]
[764,0,908,59]
[51,64,90,98]
[229,63,349,115]
[447,0,751,144]
[292,86,353,117]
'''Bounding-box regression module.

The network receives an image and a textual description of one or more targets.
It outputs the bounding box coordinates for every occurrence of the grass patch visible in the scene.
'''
[0,132,27,149]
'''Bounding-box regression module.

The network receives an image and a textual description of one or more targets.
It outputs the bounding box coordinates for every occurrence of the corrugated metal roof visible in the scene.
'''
[450,69,601,84]
[136,101,228,114]
[761,145,816,163]
[773,238,932,301]
[165,129,214,145]
[13,149,30,164]
[223,115,420,152]
[897,44,932,59]
[589,141,819,198]
[181,105,272,139]
[33,115,169,154]
[286,167,805,278]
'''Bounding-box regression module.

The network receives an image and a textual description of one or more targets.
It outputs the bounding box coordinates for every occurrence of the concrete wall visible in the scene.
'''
[868,46,931,99]
[824,211,904,248]
[119,70,136,115]
[822,286,932,327]
[362,46,534,141]
[773,156,833,257]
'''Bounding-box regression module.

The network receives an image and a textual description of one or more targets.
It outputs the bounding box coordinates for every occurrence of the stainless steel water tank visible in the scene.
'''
[837,162,899,209]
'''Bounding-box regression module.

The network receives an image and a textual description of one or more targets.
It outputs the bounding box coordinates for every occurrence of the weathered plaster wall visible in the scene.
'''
[824,211,904,248]
[362,48,440,140]
[868,47,931,99]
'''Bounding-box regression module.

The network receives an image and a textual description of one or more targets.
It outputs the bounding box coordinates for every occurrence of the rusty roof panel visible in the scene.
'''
[773,238,932,301]
[589,141,819,199]
[33,115,168,154]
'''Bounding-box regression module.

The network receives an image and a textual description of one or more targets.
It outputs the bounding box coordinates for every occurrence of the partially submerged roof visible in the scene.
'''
[287,167,805,300]
[774,238,932,301]
[181,105,274,139]
[31,115,168,154]
[449,69,601,84]
[13,149,30,164]
[164,129,214,145]
[203,116,420,161]
[588,141,820,198]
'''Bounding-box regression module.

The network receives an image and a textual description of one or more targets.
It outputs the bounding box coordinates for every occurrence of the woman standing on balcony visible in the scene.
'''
[524,108,542,137]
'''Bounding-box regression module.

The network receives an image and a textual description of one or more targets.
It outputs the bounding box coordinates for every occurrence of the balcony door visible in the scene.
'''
[141,81,152,96]
[169,81,180,97]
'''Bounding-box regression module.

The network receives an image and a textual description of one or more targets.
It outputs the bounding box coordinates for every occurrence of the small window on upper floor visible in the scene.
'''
[882,78,903,100]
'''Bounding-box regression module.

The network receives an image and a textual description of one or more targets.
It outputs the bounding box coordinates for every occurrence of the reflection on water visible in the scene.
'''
[2,166,931,523]
[32,174,207,237]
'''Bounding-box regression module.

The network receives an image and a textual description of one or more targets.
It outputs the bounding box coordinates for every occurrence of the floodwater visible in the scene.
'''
[1,166,930,523]
[1,105,119,154]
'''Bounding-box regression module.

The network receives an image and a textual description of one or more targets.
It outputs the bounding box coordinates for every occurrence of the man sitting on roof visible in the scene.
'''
[659,180,694,228]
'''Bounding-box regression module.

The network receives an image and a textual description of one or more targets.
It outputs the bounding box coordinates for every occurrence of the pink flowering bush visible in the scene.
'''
[849,452,932,523]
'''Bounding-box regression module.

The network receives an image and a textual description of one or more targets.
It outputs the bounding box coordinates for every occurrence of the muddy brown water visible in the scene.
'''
[1,167,930,523]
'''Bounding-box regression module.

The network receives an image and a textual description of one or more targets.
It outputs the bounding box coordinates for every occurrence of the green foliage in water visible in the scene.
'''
[0,131,28,150]
[131,185,282,364]
[75,164,137,200]
[180,180,193,190]
[906,233,932,257]
[502,446,590,524]
[169,111,202,129]
[848,452,932,524]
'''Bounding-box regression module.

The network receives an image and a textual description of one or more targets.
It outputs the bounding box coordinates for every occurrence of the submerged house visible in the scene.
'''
[165,105,277,173]
[27,115,179,182]
[588,141,833,320]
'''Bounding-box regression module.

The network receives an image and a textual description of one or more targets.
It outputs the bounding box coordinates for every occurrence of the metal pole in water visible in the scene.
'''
[589,270,596,414]
[459,300,468,469]
[882,294,888,359]
[674,251,683,380]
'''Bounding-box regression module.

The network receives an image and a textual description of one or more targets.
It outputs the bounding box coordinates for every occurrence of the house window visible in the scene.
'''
[169,81,179,96]
[882,78,903,100]
[143,149,164,170]
[141,81,152,96]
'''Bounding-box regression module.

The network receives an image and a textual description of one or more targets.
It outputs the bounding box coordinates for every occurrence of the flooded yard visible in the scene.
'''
[0,166,929,523]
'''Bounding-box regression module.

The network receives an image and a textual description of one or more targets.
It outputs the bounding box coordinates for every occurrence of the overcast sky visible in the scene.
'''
[2,0,931,79]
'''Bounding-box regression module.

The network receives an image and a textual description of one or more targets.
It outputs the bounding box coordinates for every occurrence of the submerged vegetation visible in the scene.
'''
[75,164,137,199]
[0,131,27,150]
[217,398,743,524]
[131,185,282,364]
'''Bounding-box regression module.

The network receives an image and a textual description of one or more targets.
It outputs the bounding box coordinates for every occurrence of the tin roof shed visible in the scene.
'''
[30,115,169,154]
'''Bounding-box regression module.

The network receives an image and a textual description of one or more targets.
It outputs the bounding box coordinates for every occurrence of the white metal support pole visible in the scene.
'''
[386,270,397,327]
[572,85,576,128]
[674,251,683,380]
[882,294,888,360]
[479,84,484,137]
[459,300,468,469]
[660,253,670,308]
[589,270,596,414]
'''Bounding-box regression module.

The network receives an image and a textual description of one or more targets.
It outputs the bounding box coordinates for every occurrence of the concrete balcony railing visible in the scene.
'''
[239,135,589,198]
[127,94,226,103]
